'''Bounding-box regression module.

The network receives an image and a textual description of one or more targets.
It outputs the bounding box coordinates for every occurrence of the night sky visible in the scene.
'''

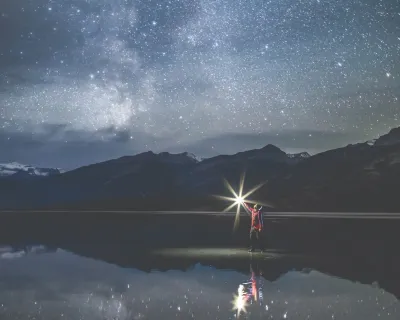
[1,0,399,169]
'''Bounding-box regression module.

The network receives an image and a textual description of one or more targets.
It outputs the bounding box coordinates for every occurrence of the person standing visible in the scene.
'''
[243,203,265,252]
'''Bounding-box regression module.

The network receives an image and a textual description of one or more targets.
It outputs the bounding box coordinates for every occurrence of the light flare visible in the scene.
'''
[214,171,273,231]
[235,196,244,205]
[231,285,248,317]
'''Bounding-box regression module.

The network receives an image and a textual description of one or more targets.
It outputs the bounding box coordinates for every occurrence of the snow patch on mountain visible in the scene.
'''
[185,153,204,163]
[0,162,62,177]
[287,152,311,159]
[158,152,201,165]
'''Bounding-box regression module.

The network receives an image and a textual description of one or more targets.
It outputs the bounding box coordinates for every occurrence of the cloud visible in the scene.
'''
[0,126,162,169]
[1,251,26,259]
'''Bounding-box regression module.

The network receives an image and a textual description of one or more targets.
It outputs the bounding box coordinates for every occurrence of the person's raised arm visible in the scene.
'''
[243,202,252,215]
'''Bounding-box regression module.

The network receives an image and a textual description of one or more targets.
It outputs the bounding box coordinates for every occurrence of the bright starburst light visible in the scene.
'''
[214,172,273,230]
[231,284,248,317]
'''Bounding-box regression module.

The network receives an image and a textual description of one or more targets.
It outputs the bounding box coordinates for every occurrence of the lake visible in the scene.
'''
[0,245,398,319]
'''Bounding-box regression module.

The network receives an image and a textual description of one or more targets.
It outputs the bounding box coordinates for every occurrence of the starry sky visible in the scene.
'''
[0,0,399,169]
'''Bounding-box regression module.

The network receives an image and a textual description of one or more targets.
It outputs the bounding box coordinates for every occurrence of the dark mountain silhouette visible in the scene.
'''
[268,139,400,212]
[374,127,400,146]
[1,127,400,211]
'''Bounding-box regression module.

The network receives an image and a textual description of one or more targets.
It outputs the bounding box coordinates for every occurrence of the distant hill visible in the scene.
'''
[1,127,400,212]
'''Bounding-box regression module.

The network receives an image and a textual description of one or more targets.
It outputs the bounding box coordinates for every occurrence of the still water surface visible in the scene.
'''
[0,246,398,319]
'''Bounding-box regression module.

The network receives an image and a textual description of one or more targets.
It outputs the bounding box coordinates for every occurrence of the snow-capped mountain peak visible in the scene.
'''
[0,162,62,177]
[185,152,204,163]
[157,152,202,165]
[287,152,311,159]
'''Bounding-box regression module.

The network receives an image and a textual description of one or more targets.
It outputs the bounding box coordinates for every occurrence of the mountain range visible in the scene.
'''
[1,127,400,212]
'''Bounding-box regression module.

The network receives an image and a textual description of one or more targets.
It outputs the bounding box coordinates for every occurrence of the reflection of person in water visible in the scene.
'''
[241,259,264,305]
[232,259,264,316]
[243,203,265,252]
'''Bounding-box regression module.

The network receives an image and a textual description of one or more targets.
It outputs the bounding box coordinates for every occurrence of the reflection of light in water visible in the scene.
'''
[231,285,248,317]
[232,265,267,317]
[2,249,400,319]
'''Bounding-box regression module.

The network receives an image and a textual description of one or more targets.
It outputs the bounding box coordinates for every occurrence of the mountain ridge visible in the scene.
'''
[1,126,399,211]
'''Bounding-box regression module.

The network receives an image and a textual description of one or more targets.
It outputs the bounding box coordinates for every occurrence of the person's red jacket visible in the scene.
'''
[244,203,263,231]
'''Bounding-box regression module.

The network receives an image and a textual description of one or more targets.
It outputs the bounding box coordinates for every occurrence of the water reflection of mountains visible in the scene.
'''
[3,243,399,301]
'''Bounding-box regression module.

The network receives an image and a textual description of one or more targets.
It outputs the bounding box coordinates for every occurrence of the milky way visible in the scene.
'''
[0,0,399,168]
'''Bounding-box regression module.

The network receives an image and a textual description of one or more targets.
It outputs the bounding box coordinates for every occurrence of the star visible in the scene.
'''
[0,0,398,168]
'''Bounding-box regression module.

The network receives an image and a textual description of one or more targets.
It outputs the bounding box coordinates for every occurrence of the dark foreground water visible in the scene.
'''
[0,246,398,319]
